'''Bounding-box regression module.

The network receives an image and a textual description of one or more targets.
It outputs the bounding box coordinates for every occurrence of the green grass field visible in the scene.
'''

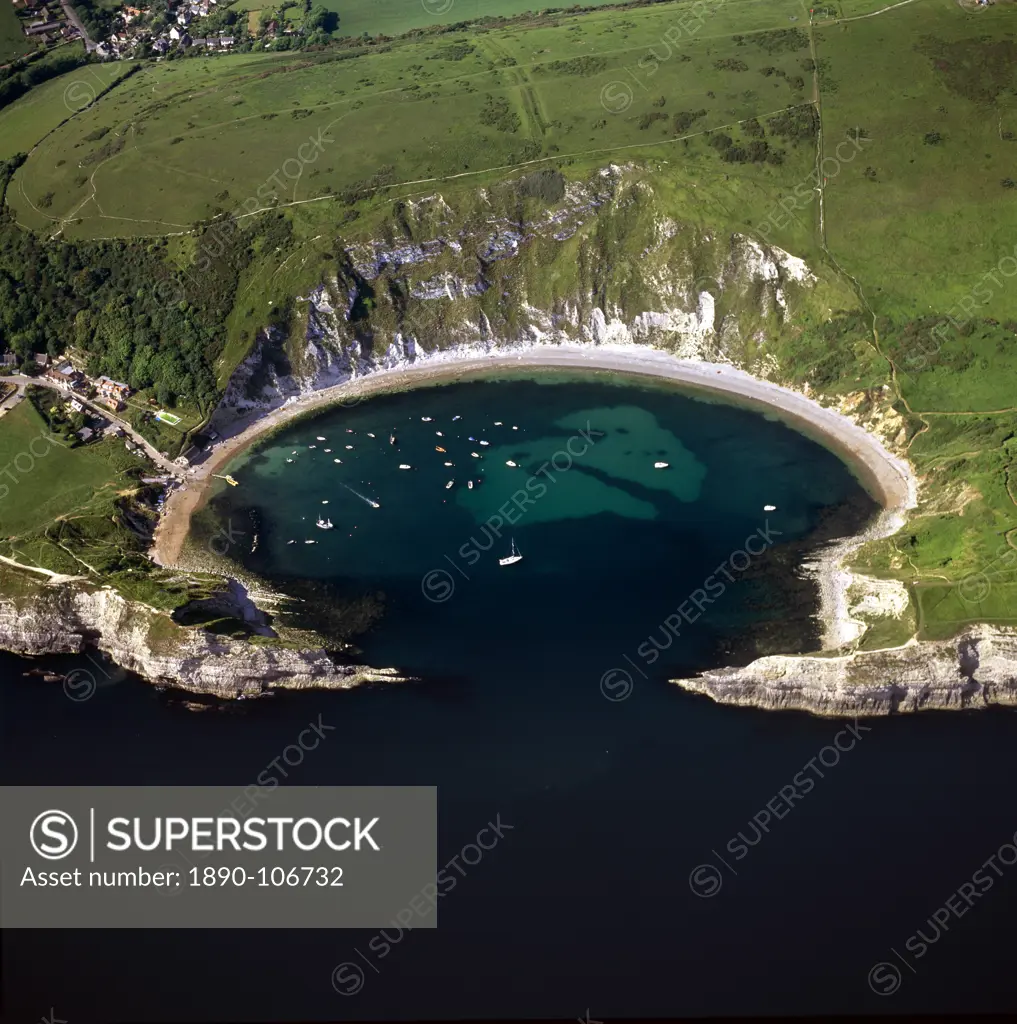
[0,55,128,161]
[7,0,818,239]
[227,0,625,40]
[0,3,35,64]
[819,0,1017,321]
[0,397,138,571]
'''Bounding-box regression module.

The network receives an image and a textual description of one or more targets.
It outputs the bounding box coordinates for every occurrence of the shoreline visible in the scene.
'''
[151,344,918,647]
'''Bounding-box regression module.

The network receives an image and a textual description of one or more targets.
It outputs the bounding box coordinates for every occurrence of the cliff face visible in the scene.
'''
[671,627,1017,717]
[212,166,845,429]
[1,582,403,699]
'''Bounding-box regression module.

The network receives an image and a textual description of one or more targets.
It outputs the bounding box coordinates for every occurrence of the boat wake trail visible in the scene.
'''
[340,482,381,509]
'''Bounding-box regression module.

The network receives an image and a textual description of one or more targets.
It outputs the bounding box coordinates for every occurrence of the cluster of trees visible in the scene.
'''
[708,132,784,165]
[766,106,820,143]
[252,0,337,48]
[0,53,88,115]
[0,159,251,413]
[69,0,113,40]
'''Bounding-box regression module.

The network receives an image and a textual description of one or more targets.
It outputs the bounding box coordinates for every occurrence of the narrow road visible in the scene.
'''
[10,376,185,478]
[59,0,95,52]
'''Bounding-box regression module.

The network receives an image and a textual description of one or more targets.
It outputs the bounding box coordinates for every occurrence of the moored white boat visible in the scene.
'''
[499,538,523,567]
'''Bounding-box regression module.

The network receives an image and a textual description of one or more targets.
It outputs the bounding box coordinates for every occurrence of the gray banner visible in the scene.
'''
[0,786,437,928]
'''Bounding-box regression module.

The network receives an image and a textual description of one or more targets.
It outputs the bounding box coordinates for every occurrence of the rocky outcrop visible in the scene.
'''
[671,626,1017,717]
[1,582,404,699]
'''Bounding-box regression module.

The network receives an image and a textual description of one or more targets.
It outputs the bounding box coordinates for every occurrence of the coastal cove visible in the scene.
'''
[155,346,917,576]
[191,366,885,693]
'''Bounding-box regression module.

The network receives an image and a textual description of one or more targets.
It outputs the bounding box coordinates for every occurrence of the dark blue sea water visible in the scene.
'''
[4,374,1017,1022]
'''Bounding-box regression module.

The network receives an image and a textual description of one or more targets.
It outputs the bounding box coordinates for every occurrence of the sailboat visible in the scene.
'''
[499,538,523,567]
[316,517,334,530]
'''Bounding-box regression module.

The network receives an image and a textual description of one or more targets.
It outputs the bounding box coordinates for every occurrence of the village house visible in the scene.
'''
[25,18,61,34]
[33,352,49,368]
[95,375,131,410]
[45,362,84,390]
[76,426,95,443]
[69,399,84,414]
[1,353,18,368]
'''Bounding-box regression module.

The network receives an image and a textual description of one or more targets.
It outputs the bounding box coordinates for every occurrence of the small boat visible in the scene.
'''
[764,504,777,512]
[421,416,433,422]
[479,440,490,446]
[367,432,376,438]
[309,445,316,449]
[512,426,519,431]
[471,452,480,459]
[316,518,334,530]
[444,461,453,467]
[506,460,517,467]
[291,451,297,455]
[324,449,332,453]
[398,464,412,470]
[453,415,462,422]
[345,445,354,450]
[468,481,473,490]
[494,421,503,426]
[333,458,342,464]
[436,446,446,453]
[499,538,523,567]
[389,434,397,445]
[322,500,329,504]
[446,480,454,490]
[286,458,294,463]
[317,436,326,441]
[654,462,669,469]
[468,436,476,441]
[305,539,316,545]
[287,540,295,545]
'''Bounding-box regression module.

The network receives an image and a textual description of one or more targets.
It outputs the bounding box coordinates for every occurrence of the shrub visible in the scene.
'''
[672,108,707,133]
[638,111,669,130]
[714,58,748,72]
